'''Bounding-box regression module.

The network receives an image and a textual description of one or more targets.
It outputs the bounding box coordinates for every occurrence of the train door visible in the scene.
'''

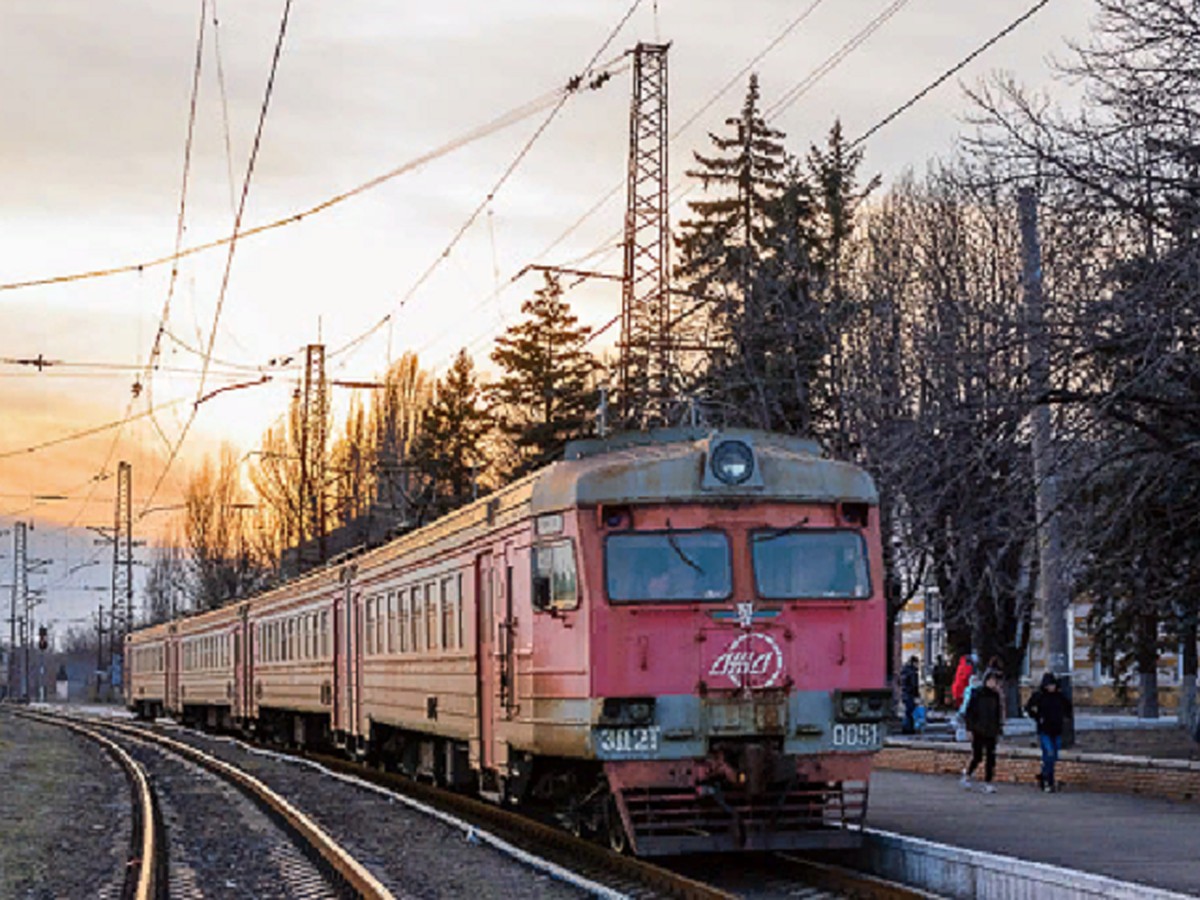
[500,562,516,720]
[334,581,351,735]
[166,627,180,713]
[353,596,364,738]
[233,607,251,721]
[475,552,497,770]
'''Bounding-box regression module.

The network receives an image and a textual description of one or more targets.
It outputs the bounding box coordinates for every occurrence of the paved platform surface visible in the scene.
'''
[868,769,1200,896]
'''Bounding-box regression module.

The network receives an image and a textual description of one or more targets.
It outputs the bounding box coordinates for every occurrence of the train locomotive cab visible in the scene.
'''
[528,430,887,855]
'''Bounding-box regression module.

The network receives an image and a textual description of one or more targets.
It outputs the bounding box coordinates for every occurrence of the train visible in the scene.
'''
[127,428,889,855]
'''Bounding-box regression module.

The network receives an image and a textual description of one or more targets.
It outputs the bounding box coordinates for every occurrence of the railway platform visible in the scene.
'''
[866,768,1200,896]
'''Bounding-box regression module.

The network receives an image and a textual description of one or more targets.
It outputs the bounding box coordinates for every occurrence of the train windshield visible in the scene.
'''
[751,530,871,599]
[605,531,732,602]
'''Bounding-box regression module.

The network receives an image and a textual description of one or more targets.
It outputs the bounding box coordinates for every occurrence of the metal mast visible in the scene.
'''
[298,343,329,572]
[619,42,672,428]
[110,460,133,689]
[9,523,27,698]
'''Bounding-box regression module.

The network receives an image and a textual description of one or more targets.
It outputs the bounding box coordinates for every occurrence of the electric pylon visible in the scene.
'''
[618,42,673,428]
[109,460,133,685]
[298,344,329,571]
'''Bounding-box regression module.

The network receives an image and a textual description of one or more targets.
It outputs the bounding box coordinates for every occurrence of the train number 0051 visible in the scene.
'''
[831,723,879,748]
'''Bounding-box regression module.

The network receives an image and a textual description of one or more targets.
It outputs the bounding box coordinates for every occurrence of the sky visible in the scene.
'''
[0,0,1097,636]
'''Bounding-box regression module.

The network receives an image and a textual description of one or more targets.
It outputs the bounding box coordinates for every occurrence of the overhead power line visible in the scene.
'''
[0,70,609,296]
[765,0,914,121]
[140,0,296,520]
[0,398,190,462]
[328,1,645,364]
[848,0,1056,151]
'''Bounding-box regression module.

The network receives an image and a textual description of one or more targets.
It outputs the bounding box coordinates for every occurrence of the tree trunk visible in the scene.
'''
[1136,612,1160,719]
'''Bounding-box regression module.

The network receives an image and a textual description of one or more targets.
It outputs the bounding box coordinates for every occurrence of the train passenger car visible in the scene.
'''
[130,429,888,856]
[126,621,170,718]
[248,569,339,745]
[174,602,241,728]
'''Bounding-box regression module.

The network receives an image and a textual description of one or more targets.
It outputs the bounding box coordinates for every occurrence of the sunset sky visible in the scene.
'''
[1,0,1094,633]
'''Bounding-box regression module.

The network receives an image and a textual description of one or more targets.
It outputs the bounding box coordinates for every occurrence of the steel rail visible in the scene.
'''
[13,710,158,900]
[772,852,937,900]
[303,750,734,900]
[34,712,394,900]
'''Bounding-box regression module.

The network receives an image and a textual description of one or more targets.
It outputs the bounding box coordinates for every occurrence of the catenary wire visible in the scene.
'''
[0,75,600,295]
[140,0,296,520]
[325,2,646,364]
[848,0,1056,151]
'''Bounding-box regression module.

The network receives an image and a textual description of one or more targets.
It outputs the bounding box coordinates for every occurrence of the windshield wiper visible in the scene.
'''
[754,517,809,543]
[665,518,703,573]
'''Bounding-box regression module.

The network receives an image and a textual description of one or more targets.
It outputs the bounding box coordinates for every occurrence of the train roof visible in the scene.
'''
[131,430,877,636]
[537,428,878,509]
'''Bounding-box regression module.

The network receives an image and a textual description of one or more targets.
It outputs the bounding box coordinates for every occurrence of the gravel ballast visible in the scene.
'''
[0,709,129,900]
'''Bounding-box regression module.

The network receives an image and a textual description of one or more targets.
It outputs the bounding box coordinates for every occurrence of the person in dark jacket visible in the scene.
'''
[932,655,951,709]
[900,656,920,734]
[961,670,1004,793]
[1025,672,1073,792]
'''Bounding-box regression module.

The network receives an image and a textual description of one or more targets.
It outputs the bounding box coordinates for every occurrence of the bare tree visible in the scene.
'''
[185,445,265,610]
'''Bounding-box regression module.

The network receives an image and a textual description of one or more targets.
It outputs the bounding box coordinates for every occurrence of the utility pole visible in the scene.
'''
[95,604,106,702]
[1020,186,1073,746]
[8,523,27,700]
[618,42,672,428]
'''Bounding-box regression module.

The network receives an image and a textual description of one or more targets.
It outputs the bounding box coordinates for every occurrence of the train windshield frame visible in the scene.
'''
[751,529,871,600]
[605,530,732,603]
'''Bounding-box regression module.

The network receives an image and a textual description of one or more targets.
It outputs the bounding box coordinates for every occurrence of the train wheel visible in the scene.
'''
[606,796,629,855]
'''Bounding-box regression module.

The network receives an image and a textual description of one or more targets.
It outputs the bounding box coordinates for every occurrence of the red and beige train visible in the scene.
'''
[127,429,889,855]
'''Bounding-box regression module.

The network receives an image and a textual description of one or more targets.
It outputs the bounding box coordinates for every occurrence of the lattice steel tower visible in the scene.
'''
[298,343,329,571]
[109,461,133,680]
[619,42,673,428]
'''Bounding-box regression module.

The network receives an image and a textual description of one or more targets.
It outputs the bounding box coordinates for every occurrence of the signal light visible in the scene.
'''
[37,626,48,651]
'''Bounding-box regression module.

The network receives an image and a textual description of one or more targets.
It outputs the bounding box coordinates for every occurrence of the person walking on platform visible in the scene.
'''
[951,652,975,708]
[961,670,1004,793]
[933,655,950,709]
[1025,672,1073,792]
[900,656,921,734]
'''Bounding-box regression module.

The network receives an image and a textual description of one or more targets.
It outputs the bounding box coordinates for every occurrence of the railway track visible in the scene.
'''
[16,710,389,900]
[13,710,158,900]
[106,715,931,899]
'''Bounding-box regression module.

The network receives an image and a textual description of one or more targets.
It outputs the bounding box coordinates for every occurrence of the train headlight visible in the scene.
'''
[628,701,653,724]
[711,440,755,485]
[834,689,891,722]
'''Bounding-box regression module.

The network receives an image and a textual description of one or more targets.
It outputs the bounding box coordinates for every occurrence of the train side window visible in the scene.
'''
[385,592,394,655]
[456,574,465,648]
[362,595,372,657]
[441,577,456,649]
[425,583,439,651]
[532,541,579,612]
[398,591,409,653]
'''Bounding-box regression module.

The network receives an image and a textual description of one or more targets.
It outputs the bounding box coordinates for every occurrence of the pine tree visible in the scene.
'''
[410,349,491,512]
[676,74,789,324]
[805,121,879,454]
[488,273,598,477]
